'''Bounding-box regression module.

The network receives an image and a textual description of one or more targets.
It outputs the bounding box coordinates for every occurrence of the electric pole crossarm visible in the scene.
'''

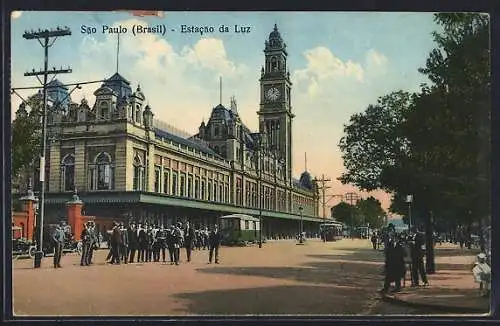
[24,68,72,77]
[23,27,71,40]
[12,79,107,92]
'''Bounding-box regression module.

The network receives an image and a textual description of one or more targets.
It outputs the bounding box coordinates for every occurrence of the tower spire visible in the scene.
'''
[116,33,120,73]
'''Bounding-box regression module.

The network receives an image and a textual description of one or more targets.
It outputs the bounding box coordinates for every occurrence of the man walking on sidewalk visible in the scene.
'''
[208,223,221,264]
[52,223,65,268]
[410,226,428,287]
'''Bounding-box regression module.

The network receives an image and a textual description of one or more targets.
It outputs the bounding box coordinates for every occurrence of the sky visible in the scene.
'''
[10,11,441,216]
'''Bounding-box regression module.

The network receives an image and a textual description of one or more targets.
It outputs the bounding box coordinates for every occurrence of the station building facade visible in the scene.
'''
[14,25,324,236]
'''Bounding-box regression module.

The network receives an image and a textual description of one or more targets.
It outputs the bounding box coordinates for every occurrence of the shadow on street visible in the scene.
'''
[174,284,369,315]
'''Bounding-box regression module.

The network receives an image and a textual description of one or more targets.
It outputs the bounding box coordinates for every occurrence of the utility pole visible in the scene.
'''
[314,174,331,219]
[344,192,360,238]
[23,26,72,268]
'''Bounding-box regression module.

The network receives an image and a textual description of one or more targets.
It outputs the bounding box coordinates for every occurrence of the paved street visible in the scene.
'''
[12,239,486,316]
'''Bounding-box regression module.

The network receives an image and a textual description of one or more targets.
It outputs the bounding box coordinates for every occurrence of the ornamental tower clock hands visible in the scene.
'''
[266,87,280,102]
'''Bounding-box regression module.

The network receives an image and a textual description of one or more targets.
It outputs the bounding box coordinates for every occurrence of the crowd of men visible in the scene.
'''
[371,225,429,293]
[79,220,222,267]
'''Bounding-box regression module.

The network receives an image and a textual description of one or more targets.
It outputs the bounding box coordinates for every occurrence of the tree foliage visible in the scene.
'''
[331,201,354,225]
[12,95,43,179]
[356,196,386,229]
[338,91,413,192]
[338,13,490,226]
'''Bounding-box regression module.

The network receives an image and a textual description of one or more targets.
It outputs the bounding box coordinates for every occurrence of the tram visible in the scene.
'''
[319,221,344,241]
[219,214,261,246]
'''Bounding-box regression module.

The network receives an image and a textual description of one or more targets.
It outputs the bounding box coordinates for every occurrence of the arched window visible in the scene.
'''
[61,154,75,191]
[89,152,114,190]
[135,105,141,124]
[99,101,109,120]
[128,105,133,121]
[133,155,145,191]
[271,57,278,71]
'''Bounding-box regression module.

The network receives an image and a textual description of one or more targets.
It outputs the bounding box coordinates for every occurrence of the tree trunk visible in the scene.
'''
[425,209,435,274]
[479,218,485,252]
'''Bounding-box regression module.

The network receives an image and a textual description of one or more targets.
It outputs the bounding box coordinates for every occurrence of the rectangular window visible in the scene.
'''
[213,182,218,202]
[172,173,178,195]
[219,184,223,202]
[163,171,169,194]
[188,176,193,198]
[225,185,229,203]
[89,167,95,190]
[208,181,212,201]
[194,178,200,199]
[245,220,249,230]
[133,166,139,191]
[201,180,206,200]
[154,166,161,192]
[180,174,186,197]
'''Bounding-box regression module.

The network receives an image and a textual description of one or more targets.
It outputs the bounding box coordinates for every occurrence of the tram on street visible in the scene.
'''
[219,214,261,246]
[319,221,344,241]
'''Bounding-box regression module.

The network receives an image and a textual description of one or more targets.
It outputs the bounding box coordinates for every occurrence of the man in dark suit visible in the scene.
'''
[86,221,98,265]
[166,226,175,264]
[52,223,65,268]
[119,222,129,264]
[137,223,148,263]
[80,222,91,266]
[110,221,122,264]
[184,221,196,262]
[208,223,221,264]
[172,222,183,265]
[128,222,138,263]
[410,226,428,287]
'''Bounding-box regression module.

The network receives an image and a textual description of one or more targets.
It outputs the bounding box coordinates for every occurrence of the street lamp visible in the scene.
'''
[406,194,413,232]
[297,206,304,245]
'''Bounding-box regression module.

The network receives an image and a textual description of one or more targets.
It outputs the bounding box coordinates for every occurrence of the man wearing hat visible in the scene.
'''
[80,221,92,266]
[208,223,221,264]
[128,222,139,263]
[409,226,428,287]
[137,222,148,263]
[110,221,122,264]
[166,225,176,264]
[145,223,153,262]
[52,223,65,268]
[86,221,98,265]
[473,253,491,297]
[184,221,196,262]
[172,222,184,265]
[119,222,129,264]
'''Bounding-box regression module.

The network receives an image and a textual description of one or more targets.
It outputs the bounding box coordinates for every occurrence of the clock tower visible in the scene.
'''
[258,24,294,184]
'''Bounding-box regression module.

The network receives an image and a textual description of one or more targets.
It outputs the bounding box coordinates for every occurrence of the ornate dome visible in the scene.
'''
[299,171,314,190]
[269,24,282,40]
[267,24,284,49]
[132,84,145,101]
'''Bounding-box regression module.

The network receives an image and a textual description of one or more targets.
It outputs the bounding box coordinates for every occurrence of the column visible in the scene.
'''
[19,188,38,241]
[66,191,84,240]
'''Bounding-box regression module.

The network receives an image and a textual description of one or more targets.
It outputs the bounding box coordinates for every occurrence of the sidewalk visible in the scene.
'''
[383,245,490,314]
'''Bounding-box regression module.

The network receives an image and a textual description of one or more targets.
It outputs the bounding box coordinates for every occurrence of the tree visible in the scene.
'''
[331,202,354,226]
[12,95,43,180]
[338,91,414,192]
[356,196,386,229]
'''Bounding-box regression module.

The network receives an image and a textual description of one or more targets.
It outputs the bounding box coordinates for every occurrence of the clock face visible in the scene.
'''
[266,87,280,101]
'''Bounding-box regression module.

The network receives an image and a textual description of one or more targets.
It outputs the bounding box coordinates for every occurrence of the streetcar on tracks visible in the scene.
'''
[319,221,344,241]
[219,214,261,246]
